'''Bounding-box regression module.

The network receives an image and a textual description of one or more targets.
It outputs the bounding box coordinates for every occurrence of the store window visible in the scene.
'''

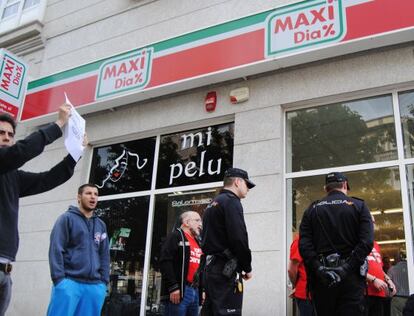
[96,196,150,314]
[89,122,234,315]
[289,167,405,261]
[286,95,397,172]
[89,137,156,196]
[156,123,234,188]
[286,92,414,313]
[399,90,414,158]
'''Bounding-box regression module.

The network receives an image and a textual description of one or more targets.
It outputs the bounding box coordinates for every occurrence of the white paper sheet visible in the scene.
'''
[63,93,85,162]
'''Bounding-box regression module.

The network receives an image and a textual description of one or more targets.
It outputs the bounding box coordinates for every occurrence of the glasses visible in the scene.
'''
[0,129,14,138]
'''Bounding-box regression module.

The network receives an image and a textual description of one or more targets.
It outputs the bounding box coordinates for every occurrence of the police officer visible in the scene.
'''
[201,168,255,316]
[299,172,373,316]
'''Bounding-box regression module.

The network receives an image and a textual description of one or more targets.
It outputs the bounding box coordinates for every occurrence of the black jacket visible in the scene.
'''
[201,189,252,273]
[0,123,76,261]
[299,190,373,273]
[160,228,200,300]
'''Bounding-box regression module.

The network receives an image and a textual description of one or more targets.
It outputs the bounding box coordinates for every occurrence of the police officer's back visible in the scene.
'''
[201,168,255,316]
[299,172,373,316]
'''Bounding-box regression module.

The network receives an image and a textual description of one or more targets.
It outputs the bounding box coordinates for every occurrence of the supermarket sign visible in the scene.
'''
[22,0,414,123]
[266,0,345,55]
[0,50,27,119]
[96,48,153,99]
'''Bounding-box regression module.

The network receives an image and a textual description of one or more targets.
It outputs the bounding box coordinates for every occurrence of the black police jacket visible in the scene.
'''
[299,190,373,273]
[201,189,252,273]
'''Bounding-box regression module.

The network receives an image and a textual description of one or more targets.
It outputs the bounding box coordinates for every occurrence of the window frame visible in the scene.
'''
[283,88,414,300]
[87,117,233,315]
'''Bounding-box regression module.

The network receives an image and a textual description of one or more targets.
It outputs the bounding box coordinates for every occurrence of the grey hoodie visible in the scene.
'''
[48,205,110,285]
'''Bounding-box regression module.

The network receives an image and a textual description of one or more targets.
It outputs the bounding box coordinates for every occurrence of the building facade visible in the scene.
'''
[1,0,413,315]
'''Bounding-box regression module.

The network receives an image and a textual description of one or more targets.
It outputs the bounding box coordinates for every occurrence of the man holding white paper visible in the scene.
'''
[0,103,86,316]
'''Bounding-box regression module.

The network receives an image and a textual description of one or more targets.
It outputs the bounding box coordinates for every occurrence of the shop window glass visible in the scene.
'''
[89,137,156,196]
[288,167,405,263]
[145,188,220,315]
[156,123,234,188]
[96,196,150,315]
[405,165,414,260]
[286,95,397,172]
[399,90,414,158]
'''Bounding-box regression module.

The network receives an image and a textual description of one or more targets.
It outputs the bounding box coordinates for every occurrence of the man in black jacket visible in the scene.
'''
[201,168,255,316]
[299,172,373,316]
[160,211,203,316]
[0,104,79,316]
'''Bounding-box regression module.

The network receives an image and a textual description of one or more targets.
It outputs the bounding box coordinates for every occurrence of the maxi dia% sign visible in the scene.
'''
[0,49,28,119]
[95,47,153,99]
[266,0,346,56]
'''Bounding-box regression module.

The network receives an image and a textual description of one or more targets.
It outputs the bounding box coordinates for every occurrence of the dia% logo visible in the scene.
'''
[266,0,345,55]
[96,47,153,98]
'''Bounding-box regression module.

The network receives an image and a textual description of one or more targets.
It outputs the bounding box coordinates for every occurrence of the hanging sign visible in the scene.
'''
[0,49,28,119]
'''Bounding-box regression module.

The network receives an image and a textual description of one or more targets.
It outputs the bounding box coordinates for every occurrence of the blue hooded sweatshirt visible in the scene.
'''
[49,205,110,285]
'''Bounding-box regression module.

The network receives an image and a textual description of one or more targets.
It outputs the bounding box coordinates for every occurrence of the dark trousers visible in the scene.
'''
[310,272,366,316]
[295,298,315,316]
[201,260,243,316]
[366,296,387,316]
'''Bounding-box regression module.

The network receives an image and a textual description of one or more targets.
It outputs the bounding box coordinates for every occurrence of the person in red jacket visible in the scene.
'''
[289,234,314,316]
[365,215,396,316]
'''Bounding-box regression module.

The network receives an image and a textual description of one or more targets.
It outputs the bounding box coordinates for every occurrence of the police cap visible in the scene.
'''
[325,172,350,190]
[224,167,256,189]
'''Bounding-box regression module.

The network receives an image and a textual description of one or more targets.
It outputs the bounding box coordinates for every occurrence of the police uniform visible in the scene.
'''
[299,172,373,316]
[201,168,254,316]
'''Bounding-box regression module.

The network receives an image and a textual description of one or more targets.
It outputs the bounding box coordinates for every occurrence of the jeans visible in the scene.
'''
[0,271,11,316]
[296,298,315,316]
[164,286,199,316]
[47,278,107,316]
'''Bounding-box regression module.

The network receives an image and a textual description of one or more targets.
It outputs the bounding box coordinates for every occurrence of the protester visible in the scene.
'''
[160,211,203,316]
[0,104,78,316]
[299,172,373,316]
[288,234,314,316]
[201,167,255,316]
[388,251,410,316]
[365,239,396,316]
[47,184,109,316]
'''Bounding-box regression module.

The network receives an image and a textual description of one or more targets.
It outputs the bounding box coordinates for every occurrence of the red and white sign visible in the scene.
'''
[21,0,414,124]
[266,0,345,55]
[0,49,27,119]
[96,48,153,99]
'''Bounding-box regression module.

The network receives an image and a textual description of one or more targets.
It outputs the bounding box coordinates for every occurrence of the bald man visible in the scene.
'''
[160,211,203,316]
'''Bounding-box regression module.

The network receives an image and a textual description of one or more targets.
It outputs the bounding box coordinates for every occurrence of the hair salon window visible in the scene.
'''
[88,122,234,315]
[286,91,414,310]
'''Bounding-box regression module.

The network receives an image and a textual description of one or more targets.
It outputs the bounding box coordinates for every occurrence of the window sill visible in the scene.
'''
[0,20,45,55]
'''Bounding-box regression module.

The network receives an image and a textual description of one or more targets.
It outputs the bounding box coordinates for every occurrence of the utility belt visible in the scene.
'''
[0,263,12,274]
[318,253,368,277]
[318,253,347,268]
[206,249,238,279]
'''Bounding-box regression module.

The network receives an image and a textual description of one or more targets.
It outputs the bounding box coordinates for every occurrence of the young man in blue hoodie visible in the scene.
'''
[47,184,110,316]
